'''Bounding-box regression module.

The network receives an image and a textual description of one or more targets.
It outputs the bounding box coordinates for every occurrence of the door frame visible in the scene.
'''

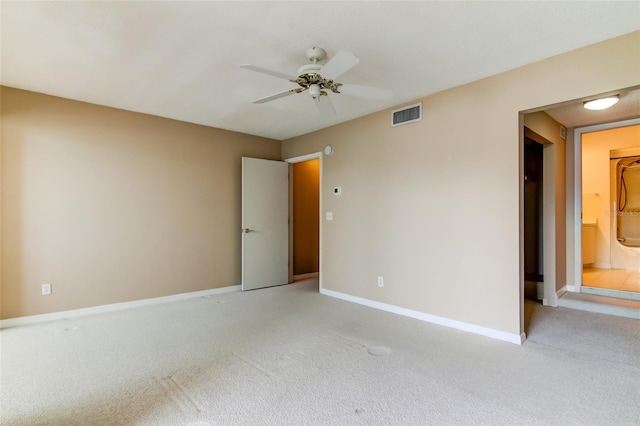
[521,126,558,307]
[284,152,323,291]
[569,117,640,292]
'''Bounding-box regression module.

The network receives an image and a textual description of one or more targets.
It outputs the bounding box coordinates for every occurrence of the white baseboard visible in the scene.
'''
[566,285,579,292]
[591,262,611,269]
[557,285,567,298]
[0,285,241,329]
[320,288,526,345]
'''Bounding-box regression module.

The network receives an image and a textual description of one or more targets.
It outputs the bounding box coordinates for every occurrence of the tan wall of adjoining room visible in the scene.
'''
[0,87,280,319]
[292,159,319,275]
[282,31,640,336]
[582,124,640,268]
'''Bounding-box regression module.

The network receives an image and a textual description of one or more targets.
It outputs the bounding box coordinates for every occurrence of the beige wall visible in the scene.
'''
[1,87,280,319]
[524,112,565,147]
[292,159,319,275]
[282,31,640,336]
[2,32,639,334]
[582,125,640,267]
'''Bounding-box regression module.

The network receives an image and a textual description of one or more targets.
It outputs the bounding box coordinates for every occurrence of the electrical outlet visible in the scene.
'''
[377,276,384,288]
[42,283,52,295]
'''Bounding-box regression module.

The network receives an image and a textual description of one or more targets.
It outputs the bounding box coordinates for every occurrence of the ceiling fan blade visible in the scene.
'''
[319,51,360,80]
[241,64,297,81]
[339,84,392,101]
[315,95,336,119]
[252,89,299,104]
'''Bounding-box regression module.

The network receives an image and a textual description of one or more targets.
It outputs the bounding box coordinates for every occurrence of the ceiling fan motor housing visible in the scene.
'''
[295,64,341,95]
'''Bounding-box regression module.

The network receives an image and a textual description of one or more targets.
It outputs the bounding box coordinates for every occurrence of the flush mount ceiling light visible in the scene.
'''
[583,95,619,110]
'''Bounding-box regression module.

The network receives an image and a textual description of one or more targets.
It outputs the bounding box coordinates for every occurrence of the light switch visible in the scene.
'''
[326,212,333,221]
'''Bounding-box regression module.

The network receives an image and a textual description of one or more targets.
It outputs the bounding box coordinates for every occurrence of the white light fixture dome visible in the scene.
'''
[583,95,619,110]
[309,84,321,99]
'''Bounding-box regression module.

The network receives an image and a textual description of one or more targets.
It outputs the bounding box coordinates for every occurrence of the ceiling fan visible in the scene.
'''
[241,47,392,118]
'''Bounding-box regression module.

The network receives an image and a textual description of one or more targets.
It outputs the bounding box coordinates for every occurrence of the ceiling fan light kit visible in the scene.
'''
[309,84,322,99]
[241,47,392,117]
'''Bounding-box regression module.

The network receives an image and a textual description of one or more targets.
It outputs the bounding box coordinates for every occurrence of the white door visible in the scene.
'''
[242,157,289,290]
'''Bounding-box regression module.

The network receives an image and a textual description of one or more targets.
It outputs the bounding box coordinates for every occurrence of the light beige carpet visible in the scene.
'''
[1,278,639,425]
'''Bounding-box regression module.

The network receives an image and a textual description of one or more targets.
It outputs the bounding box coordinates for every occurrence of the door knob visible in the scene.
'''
[242,228,255,233]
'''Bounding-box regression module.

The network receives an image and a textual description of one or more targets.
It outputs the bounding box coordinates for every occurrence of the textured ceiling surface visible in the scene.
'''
[545,87,640,129]
[2,2,639,140]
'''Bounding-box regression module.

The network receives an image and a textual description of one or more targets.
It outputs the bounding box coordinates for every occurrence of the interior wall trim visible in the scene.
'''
[320,288,526,345]
[0,285,241,329]
[610,147,640,160]
[557,285,568,299]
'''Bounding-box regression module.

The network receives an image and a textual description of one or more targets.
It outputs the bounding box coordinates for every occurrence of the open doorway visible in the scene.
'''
[520,87,640,331]
[523,135,544,302]
[521,122,562,308]
[520,114,566,337]
[574,119,640,301]
[291,158,320,279]
[285,153,322,288]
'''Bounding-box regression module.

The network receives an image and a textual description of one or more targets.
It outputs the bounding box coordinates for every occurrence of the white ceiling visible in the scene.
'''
[2,2,639,140]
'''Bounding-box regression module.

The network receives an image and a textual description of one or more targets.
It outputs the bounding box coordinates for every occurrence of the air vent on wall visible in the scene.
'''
[391,102,422,127]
